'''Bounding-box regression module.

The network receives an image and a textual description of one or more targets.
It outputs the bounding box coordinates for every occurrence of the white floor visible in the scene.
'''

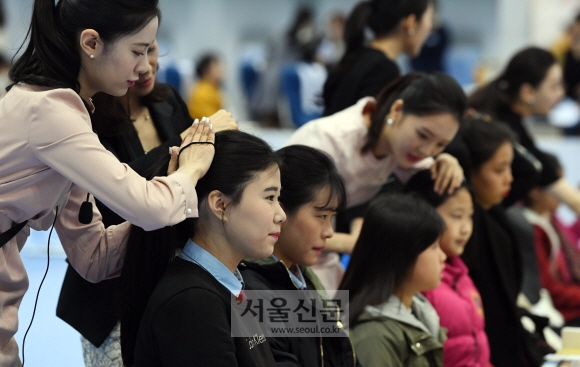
[12,132,580,366]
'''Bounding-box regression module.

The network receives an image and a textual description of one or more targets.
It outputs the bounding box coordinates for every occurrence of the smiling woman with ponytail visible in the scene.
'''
[0,1,229,365]
[323,0,435,116]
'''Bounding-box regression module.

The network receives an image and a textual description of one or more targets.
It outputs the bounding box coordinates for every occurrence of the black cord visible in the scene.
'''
[177,141,214,161]
[21,206,57,367]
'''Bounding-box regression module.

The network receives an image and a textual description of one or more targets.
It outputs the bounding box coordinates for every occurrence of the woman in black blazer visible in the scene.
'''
[56,40,235,367]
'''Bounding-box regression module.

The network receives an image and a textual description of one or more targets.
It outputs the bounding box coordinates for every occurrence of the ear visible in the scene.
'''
[402,13,418,36]
[387,99,405,125]
[79,29,103,59]
[206,190,232,222]
[519,83,537,106]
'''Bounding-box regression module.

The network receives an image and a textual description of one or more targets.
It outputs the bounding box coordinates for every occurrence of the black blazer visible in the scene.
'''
[56,85,192,347]
[239,260,359,367]
[462,203,525,367]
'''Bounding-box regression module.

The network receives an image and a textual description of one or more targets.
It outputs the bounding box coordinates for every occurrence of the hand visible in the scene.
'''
[208,109,238,132]
[172,118,215,183]
[180,110,237,140]
[431,153,464,195]
[350,218,364,238]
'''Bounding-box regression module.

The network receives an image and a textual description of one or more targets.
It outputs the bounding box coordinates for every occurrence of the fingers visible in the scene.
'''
[181,118,200,146]
[198,117,211,143]
[449,171,464,194]
[430,162,438,180]
[176,120,216,183]
[432,167,446,195]
[433,163,463,195]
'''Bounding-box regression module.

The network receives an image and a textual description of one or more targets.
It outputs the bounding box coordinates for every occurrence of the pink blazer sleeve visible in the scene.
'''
[28,89,199,231]
[55,184,130,282]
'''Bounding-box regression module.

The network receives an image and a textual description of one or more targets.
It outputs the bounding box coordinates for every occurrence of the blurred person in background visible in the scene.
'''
[250,6,317,127]
[410,0,450,73]
[322,0,434,116]
[317,12,346,69]
[187,53,224,121]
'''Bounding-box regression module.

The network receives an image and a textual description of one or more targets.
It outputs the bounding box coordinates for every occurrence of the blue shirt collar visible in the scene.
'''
[270,254,307,291]
[179,239,244,297]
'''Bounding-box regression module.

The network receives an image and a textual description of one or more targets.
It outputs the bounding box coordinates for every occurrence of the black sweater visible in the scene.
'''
[323,47,400,116]
[239,259,358,367]
[135,258,276,367]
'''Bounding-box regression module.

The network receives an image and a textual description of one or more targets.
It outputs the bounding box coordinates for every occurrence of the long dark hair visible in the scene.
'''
[323,0,432,105]
[362,72,468,153]
[405,169,469,208]
[286,6,315,46]
[277,145,347,215]
[459,117,516,175]
[120,130,281,365]
[339,193,444,327]
[469,47,557,118]
[8,0,161,93]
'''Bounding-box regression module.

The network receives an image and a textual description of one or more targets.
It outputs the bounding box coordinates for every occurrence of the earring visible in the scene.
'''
[89,54,94,59]
[408,29,415,36]
[387,118,394,127]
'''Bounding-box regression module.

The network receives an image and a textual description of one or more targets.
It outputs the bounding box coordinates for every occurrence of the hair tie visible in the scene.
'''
[177,142,214,161]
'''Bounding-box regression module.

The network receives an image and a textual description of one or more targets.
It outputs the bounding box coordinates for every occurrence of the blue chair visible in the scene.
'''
[240,62,259,102]
[162,64,182,95]
[280,63,324,127]
[340,254,350,269]
[444,46,480,88]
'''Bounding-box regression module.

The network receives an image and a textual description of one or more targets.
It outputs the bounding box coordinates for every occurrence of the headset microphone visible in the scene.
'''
[78,193,93,224]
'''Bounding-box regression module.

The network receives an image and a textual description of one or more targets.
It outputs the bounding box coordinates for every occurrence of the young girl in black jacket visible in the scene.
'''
[240,145,359,367]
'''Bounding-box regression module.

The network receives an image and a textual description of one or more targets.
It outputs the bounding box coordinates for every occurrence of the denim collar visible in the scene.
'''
[270,254,307,291]
[179,239,244,297]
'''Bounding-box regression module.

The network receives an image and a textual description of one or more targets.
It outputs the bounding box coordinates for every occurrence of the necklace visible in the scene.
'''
[131,107,150,121]
[142,109,150,120]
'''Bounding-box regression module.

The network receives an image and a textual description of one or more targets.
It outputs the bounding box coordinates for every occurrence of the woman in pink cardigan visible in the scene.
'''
[406,170,491,367]
[0,1,232,365]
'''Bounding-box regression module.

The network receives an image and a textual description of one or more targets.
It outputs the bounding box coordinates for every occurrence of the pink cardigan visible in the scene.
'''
[423,256,490,367]
[0,84,199,366]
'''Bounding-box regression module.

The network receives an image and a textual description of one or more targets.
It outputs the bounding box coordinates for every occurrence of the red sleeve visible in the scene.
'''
[534,226,580,310]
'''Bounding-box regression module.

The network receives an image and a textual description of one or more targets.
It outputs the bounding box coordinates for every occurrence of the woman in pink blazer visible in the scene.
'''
[0,1,228,365]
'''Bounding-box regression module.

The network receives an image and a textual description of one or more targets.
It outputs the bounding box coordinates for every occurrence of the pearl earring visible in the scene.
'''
[387,118,394,127]
[89,54,94,59]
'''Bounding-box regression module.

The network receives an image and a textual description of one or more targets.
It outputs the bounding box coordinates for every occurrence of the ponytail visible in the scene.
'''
[9,0,160,94]
[469,47,557,118]
[343,2,372,56]
[362,72,467,153]
[9,0,79,92]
